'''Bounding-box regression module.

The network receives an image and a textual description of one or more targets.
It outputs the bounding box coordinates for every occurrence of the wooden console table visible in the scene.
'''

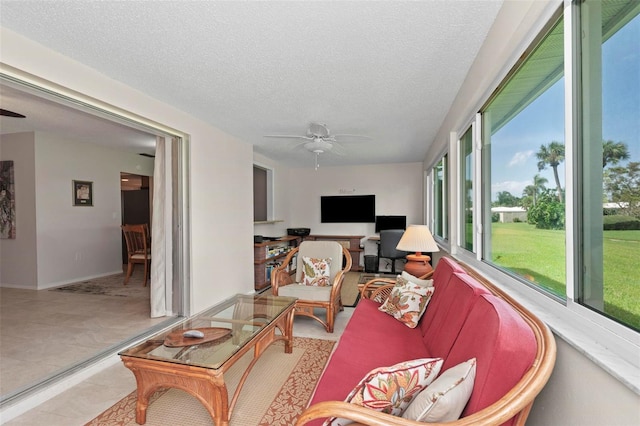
[303,234,364,271]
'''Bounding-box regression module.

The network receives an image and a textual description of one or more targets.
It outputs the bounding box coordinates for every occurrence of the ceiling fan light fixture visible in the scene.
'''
[304,138,333,153]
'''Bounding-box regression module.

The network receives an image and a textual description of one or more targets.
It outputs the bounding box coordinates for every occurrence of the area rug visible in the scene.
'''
[341,272,361,307]
[50,269,147,298]
[86,337,335,426]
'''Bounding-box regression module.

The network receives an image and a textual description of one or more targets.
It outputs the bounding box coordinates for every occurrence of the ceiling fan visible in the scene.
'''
[0,109,26,118]
[264,122,370,169]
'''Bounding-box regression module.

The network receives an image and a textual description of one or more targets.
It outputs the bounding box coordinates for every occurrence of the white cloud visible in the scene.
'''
[508,150,534,167]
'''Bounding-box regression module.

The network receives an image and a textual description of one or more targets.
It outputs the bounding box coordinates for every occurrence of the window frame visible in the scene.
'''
[430,0,639,392]
[430,152,450,243]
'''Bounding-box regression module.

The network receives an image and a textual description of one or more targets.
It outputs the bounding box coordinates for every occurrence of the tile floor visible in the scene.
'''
[0,270,165,397]
[2,301,353,425]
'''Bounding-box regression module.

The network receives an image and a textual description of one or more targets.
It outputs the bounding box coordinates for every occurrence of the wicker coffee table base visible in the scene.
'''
[121,304,295,425]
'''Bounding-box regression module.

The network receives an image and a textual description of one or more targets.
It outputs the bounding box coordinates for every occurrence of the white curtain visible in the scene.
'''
[150,136,168,317]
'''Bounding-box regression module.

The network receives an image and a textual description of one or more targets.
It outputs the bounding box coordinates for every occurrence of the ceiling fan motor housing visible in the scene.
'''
[307,122,330,138]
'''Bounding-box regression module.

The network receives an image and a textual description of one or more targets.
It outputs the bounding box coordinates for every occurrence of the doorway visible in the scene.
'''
[0,78,189,411]
[121,172,152,264]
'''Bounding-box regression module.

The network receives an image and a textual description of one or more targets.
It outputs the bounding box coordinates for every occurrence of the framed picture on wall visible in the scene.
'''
[73,180,93,206]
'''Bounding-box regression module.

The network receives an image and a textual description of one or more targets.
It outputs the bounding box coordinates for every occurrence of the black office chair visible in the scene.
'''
[379,229,408,274]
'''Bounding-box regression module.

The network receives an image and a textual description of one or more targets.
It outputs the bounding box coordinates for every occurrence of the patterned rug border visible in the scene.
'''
[86,337,335,426]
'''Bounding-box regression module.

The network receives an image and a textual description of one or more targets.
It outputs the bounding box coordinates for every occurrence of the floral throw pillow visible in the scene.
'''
[301,256,332,286]
[378,276,435,328]
[323,358,444,426]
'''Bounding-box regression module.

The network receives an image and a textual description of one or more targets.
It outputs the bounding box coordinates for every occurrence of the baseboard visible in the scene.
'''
[39,270,124,290]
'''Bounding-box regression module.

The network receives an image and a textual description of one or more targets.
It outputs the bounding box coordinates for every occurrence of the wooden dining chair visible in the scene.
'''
[121,224,151,286]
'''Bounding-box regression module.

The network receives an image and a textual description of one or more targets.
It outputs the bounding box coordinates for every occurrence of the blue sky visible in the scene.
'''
[490,14,639,201]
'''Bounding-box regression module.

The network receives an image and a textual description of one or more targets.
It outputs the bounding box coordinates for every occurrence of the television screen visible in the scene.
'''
[375,215,407,232]
[321,195,376,223]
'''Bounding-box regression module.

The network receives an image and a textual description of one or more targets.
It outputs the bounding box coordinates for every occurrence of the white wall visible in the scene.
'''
[528,338,640,426]
[251,159,424,270]
[34,132,154,288]
[0,132,38,288]
[1,28,255,313]
[288,162,424,267]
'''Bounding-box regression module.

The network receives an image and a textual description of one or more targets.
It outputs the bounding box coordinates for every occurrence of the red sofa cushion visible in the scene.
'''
[419,257,467,336]
[443,294,536,426]
[422,273,490,359]
[306,299,431,426]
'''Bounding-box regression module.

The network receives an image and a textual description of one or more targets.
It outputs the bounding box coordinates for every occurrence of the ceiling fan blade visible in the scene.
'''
[264,134,312,140]
[332,133,372,139]
[331,142,347,156]
[0,109,26,118]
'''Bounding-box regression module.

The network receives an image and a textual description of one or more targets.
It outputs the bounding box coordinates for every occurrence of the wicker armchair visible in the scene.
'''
[272,241,352,332]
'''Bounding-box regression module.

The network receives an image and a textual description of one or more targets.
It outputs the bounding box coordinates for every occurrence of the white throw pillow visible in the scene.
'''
[402,358,476,422]
[401,271,434,288]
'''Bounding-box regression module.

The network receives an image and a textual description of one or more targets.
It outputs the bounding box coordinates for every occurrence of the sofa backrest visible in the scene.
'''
[443,294,537,426]
[420,257,472,336]
[422,272,490,359]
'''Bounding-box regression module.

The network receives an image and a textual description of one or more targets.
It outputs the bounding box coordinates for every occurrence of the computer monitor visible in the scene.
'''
[375,215,406,232]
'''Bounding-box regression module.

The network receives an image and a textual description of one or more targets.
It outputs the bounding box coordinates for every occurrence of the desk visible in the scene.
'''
[119,294,296,426]
[303,235,365,271]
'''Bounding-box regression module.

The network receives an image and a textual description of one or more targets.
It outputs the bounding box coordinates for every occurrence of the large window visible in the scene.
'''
[579,0,639,331]
[481,14,566,298]
[433,155,448,240]
[460,128,474,252]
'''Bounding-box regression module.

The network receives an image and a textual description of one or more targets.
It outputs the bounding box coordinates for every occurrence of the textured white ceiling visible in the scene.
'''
[0,0,504,168]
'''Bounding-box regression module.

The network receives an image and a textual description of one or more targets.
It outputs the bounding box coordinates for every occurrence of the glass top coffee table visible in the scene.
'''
[119,293,297,426]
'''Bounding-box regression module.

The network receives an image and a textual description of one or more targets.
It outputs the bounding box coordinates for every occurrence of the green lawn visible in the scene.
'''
[490,222,639,330]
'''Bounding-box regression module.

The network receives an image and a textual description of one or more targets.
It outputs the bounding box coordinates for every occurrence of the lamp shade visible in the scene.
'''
[396,225,440,253]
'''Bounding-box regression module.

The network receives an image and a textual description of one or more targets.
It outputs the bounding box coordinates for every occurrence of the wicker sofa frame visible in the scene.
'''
[296,258,557,426]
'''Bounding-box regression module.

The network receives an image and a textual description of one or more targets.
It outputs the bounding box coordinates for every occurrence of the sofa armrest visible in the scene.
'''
[295,397,538,426]
[360,279,395,302]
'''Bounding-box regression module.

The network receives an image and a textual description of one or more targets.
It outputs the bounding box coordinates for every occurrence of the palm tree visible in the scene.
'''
[533,174,548,205]
[522,185,536,209]
[536,141,565,202]
[602,140,630,168]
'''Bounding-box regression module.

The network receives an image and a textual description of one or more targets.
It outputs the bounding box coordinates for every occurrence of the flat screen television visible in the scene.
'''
[375,215,407,232]
[321,195,375,223]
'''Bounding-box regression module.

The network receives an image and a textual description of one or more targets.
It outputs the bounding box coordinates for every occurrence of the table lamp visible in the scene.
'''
[396,225,440,277]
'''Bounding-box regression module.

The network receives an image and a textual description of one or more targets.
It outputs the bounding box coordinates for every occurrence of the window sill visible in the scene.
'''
[253,220,284,225]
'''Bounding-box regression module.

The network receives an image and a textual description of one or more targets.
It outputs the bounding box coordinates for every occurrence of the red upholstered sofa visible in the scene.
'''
[296,256,556,426]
